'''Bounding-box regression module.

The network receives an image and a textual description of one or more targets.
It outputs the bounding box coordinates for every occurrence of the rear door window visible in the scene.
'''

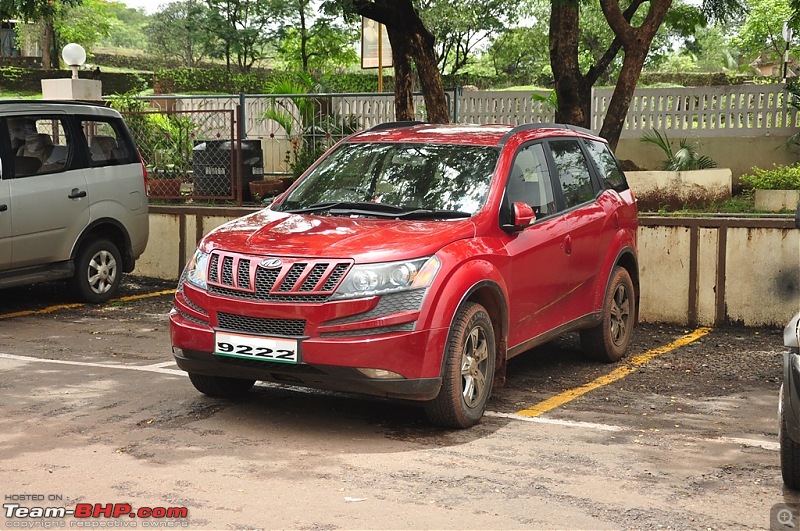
[80,118,136,167]
[548,139,597,209]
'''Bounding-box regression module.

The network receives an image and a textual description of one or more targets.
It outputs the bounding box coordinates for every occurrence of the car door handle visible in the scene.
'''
[0,204,7,212]
[68,189,87,199]
[564,235,572,255]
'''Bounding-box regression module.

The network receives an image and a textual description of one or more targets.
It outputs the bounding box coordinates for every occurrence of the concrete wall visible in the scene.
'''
[616,135,798,183]
[135,207,800,327]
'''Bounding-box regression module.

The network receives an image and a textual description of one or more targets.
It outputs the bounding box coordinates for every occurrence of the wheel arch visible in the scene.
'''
[447,280,509,389]
[72,218,135,273]
[612,247,640,325]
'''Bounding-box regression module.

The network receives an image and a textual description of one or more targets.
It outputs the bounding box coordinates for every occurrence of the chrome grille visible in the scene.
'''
[206,251,351,303]
[217,312,306,337]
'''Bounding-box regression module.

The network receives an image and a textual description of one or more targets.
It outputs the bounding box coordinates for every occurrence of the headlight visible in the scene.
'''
[184,249,211,290]
[331,256,440,300]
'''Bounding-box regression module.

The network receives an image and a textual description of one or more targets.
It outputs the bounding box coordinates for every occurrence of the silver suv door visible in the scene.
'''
[6,114,89,268]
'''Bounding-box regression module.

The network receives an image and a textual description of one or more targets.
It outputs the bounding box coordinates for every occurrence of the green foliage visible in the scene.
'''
[740,164,800,190]
[640,130,717,171]
[54,0,114,53]
[531,90,558,111]
[730,0,795,62]
[109,90,196,177]
[154,67,270,94]
[0,66,25,82]
[145,1,220,68]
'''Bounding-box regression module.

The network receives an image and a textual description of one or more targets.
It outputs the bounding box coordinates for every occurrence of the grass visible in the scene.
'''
[0,90,41,100]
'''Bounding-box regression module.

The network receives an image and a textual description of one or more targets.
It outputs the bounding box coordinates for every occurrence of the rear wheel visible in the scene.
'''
[188,373,256,398]
[425,302,495,429]
[580,266,635,363]
[780,384,800,489]
[70,239,122,304]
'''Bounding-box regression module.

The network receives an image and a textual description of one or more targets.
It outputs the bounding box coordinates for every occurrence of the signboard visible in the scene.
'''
[361,17,392,69]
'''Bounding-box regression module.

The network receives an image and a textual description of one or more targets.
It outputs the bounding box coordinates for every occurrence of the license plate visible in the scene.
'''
[214,331,300,364]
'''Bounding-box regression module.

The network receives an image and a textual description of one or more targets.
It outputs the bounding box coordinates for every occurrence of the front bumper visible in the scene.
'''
[169,282,449,401]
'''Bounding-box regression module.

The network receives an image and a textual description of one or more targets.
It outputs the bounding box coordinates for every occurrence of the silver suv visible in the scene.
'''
[0,101,149,302]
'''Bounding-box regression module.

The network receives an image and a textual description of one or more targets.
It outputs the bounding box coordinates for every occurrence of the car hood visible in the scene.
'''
[202,208,476,262]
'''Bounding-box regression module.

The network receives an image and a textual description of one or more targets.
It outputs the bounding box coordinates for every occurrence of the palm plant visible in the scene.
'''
[640,129,717,171]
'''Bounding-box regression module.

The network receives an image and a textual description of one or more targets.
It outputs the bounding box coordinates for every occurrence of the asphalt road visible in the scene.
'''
[0,277,795,530]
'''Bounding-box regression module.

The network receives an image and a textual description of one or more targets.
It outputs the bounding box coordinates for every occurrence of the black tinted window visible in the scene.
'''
[584,139,627,192]
[506,143,556,217]
[80,118,135,167]
[549,140,595,209]
[6,115,71,178]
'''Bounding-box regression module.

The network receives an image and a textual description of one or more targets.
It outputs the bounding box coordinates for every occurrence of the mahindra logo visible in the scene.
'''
[259,258,283,269]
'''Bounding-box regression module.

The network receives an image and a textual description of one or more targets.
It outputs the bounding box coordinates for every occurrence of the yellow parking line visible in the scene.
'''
[515,327,712,418]
[0,289,175,320]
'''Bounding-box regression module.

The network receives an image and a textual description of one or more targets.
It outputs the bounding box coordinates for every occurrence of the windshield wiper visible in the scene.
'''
[282,201,405,215]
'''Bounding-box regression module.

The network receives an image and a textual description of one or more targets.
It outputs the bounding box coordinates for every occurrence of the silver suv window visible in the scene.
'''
[8,116,71,178]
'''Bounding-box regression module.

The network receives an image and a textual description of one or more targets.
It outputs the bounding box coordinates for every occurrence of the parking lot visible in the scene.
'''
[0,277,795,529]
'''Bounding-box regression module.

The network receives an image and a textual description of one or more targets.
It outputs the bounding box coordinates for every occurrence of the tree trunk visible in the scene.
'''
[549,0,672,150]
[355,0,450,124]
[41,19,53,69]
[549,0,591,128]
[387,30,414,120]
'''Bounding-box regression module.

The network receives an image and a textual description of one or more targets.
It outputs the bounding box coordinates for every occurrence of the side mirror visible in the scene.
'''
[502,202,536,232]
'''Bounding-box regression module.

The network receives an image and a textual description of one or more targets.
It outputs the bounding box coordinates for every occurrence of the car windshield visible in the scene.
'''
[275,142,499,217]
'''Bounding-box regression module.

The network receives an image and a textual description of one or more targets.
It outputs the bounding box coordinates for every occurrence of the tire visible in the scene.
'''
[188,372,256,398]
[70,239,122,304]
[780,384,800,489]
[580,266,636,363]
[425,302,496,429]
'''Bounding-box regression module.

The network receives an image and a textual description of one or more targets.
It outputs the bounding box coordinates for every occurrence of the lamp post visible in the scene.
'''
[41,43,100,100]
[783,22,793,82]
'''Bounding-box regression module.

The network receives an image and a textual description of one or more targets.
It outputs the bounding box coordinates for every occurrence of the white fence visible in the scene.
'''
[146,83,800,140]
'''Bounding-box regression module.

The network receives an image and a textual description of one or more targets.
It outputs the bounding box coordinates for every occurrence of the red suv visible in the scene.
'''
[170,122,639,428]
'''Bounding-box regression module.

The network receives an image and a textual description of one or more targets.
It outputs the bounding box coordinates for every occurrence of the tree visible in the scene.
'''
[550,0,742,150]
[328,0,450,123]
[101,2,149,50]
[733,0,794,64]
[485,26,550,79]
[146,1,219,67]
[1,0,82,68]
[275,22,359,72]
[206,0,278,72]
[274,0,358,72]
[55,0,113,53]
[418,0,514,76]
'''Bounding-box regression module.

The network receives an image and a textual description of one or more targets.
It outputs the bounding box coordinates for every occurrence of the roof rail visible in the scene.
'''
[366,121,426,132]
[498,122,597,146]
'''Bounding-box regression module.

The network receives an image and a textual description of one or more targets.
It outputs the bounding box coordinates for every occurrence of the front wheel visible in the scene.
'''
[188,373,256,398]
[580,266,636,363]
[425,302,496,429]
[70,239,122,303]
[781,384,800,489]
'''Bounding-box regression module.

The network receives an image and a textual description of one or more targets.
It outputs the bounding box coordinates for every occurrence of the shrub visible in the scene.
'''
[740,164,800,190]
